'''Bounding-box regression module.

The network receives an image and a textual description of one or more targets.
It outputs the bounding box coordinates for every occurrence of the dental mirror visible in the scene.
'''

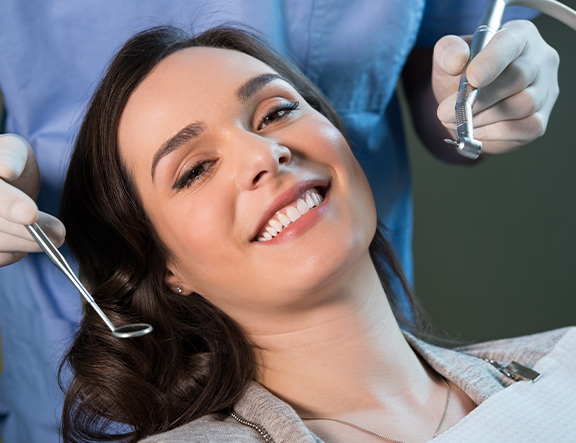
[25,222,153,339]
[111,323,153,338]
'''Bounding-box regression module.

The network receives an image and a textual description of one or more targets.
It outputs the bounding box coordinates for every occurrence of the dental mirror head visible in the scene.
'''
[111,323,154,338]
[25,222,153,339]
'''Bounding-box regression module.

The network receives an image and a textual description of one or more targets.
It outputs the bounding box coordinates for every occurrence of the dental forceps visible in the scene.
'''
[446,0,576,159]
[26,222,153,338]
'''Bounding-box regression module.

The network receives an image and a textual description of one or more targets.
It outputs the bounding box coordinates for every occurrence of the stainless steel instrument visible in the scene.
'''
[26,222,153,338]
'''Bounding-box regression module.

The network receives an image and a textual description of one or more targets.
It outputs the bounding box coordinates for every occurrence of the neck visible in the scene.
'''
[247,253,433,417]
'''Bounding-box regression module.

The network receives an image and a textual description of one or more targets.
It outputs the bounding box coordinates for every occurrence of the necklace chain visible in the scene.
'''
[301,377,451,443]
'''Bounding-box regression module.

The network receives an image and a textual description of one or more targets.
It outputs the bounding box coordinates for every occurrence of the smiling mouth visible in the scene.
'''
[254,187,326,242]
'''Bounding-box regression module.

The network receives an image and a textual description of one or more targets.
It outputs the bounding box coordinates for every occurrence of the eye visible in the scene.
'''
[174,160,216,190]
[258,101,299,129]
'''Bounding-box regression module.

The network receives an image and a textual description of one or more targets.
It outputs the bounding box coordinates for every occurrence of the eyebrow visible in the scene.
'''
[151,122,206,180]
[151,73,285,180]
[236,73,284,102]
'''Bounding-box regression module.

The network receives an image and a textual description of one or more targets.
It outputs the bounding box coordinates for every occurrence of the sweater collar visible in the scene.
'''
[232,331,508,442]
[233,382,322,443]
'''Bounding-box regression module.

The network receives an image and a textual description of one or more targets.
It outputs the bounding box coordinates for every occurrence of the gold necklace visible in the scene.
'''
[301,377,451,443]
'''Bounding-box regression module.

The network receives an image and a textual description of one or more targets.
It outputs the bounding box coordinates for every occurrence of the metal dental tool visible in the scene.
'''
[26,222,153,338]
[446,0,576,159]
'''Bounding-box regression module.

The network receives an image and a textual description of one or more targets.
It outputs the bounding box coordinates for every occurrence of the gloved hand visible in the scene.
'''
[0,133,65,266]
[433,19,560,154]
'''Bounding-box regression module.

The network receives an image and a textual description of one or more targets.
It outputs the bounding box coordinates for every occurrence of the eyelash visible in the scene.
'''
[174,159,216,190]
[173,101,299,191]
[258,101,299,129]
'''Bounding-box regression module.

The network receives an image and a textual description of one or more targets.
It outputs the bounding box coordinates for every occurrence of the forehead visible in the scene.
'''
[126,46,277,113]
[118,46,279,165]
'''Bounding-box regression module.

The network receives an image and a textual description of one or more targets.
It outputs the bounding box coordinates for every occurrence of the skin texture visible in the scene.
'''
[117,47,377,327]
[117,47,477,443]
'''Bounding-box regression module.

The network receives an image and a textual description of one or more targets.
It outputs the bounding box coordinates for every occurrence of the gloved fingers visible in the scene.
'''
[438,21,559,121]
[470,56,541,112]
[436,19,559,155]
[0,230,39,252]
[0,133,40,199]
[0,133,28,181]
[0,134,58,267]
[0,211,65,242]
[470,109,549,154]
[0,225,39,266]
[431,35,472,103]
[476,112,545,143]
[464,22,530,89]
[439,89,553,155]
[439,106,549,153]
[0,177,38,224]
[439,84,549,129]
[475,86,551,128]
[438,61,544,125]
[0,211,66,266]
[434,34,471,76]
[0,251,28,267]
[466,20,555,89]
[467,24,557,118]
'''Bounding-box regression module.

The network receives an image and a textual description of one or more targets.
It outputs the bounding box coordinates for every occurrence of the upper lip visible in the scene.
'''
[251,178,330,241]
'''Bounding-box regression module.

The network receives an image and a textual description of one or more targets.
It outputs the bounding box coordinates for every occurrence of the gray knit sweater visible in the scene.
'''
[141,327,573,443]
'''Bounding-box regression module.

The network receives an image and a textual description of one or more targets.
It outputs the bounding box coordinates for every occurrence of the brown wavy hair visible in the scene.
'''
[58,25,420,442]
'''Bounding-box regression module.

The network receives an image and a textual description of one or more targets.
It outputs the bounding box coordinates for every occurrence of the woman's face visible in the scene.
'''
[118,46,377,323]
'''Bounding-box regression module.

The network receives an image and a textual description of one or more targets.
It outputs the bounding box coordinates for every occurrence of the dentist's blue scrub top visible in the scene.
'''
[0,1,534,441]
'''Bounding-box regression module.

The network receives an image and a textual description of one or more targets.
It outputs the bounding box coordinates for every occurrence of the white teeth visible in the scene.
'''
[255,187,325,242]
[266,227,278,237]
[312,193,322,206]
[277,213,291,227]
[286,206,302,222]
[296,198,310,215]
[269,219,283,232]
[305,193,315,208]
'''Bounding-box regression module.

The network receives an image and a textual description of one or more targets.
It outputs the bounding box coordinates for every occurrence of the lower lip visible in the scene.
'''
[254,188,330,245]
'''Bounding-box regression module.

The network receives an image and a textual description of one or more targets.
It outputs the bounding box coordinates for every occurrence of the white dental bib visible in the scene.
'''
[431,328,576,442]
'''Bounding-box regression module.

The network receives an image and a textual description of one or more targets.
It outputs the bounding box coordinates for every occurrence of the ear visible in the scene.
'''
[165,266,192,296]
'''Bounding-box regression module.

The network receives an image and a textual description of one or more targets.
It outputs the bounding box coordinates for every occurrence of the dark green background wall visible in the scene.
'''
[402,6,576,342]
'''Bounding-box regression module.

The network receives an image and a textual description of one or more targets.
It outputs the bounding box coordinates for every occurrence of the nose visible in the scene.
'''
[232,132,291,189]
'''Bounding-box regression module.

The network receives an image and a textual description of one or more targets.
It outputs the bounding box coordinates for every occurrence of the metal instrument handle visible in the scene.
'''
[25,223,116,332]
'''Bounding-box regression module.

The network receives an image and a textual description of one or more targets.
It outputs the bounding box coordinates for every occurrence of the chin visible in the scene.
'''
[264,227,372,306]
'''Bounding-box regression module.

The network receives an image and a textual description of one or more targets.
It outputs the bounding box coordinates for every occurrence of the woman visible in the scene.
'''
[59,26,574,443]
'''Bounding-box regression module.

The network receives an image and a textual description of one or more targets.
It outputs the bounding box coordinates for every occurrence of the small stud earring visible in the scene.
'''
[176,286,183,294]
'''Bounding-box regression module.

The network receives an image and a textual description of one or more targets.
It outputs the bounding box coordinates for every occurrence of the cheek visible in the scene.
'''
[252,116,377,291]
[322,124,378,254]
[299,117,376,226]
[297,116,366,184]
[298,117,349,158]
[152,185,240,288]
